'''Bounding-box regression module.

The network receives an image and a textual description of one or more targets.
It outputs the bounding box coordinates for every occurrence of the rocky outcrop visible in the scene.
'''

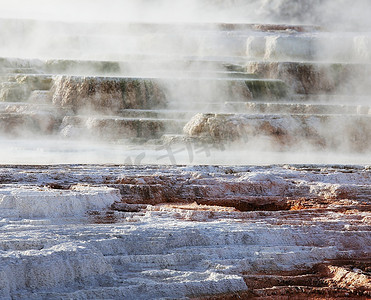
[0,112,61,136]
[225,102,371,115]
[245,62,371,95]
[183,113,371,152]
[0,75,53,102]
[0,57,44,74]
[51,76,167,114]
[59,115,183,140]
[197,260,371,299]
[246,32,371,62]
[44,59,122,75]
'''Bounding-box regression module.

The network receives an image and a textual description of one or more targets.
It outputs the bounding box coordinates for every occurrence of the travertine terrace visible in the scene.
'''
[0,164,370,299]
[0,1,371,299]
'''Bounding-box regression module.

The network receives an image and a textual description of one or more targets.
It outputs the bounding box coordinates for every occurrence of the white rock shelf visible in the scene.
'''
[0,186,119,218]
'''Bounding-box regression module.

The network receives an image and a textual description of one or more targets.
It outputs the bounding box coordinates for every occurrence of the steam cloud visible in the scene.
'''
[1,0,371,59]
[0,0,370,164]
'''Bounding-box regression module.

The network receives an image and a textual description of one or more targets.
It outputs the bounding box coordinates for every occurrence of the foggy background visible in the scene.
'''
[0,0,370,165]
[1,0,371,60]
[1,0,371,27]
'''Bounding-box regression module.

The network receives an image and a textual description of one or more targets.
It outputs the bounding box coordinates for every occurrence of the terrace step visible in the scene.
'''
[245,61,371,95]
[59,115,186,140]
[50,76,288,113]
[183,113,371,152]
[225,101,371,115]
[0,67,41,75]
[0,112,62,136]
[292,94,371,104]
[0,75,53,102]
[118,109,194,120]
[167,102,225,112]
[1,56,247,76]
[0,57,44,71]
[246,33,371,62]
[0,102,62,114]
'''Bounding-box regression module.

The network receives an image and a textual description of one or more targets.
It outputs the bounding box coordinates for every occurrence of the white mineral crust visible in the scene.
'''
[0,165,369,299]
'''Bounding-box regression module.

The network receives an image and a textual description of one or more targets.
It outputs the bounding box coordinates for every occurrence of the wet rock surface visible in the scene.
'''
[51,76,167,113]
[183,113,371,152]
[245,62,371,95]
[59,115,184,140]
[0,75,53,102]
[0,164,369,299]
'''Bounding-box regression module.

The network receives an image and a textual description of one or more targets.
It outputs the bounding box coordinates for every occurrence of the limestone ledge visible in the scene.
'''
[183,113,371,152]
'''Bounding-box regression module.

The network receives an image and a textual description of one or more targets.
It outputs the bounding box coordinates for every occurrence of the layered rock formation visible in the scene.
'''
[183,113,371,152]
[0,165,369,299]
[51,76,167,113]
